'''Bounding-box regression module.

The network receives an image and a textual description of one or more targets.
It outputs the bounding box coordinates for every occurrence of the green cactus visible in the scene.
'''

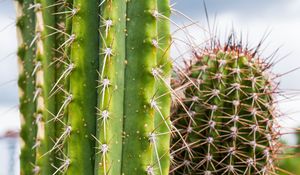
[15,0,37,174]
[170,40,280,174]
[17,0,173,174]
[16,1,288,174]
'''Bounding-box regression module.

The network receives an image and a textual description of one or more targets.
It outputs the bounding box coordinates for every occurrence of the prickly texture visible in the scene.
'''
[96,0,126,174]
[15,0,37,174]
[53,0,68,169]
[95,0,173,174]
[34,0,57,174]
[67,0,99,174]
[17,1,172,174]
[170,44,280,174]
[154,0,172,174]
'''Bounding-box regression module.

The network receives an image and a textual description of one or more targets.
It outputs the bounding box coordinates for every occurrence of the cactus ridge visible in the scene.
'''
[15,0,37,174]
[17,0,176,174]
[170,38,281,175]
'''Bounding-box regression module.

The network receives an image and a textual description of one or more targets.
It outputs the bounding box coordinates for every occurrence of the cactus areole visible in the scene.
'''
[170,41,280,174]
[16,0,172,174]
[15,0,283,174]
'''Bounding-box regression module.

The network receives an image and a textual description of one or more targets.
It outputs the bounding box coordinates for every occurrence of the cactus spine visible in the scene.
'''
[170,41,280,174]
[17,0,172,174]
[154,0,172,174]
[96,0,125,174]
[15,0,37,174]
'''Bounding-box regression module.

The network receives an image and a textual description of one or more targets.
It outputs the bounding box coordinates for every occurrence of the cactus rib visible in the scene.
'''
[121,0,158,174]
[95,0,126,174]
[15,0,37,174]
[153,0,172,174]
[33,0,57,174]
[67,0,100,174]
[171,41,280,174]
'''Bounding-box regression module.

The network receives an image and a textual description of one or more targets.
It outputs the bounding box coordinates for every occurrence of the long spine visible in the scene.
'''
[33,0,57,174]
[96,0,126,174]
[154,0,172,174]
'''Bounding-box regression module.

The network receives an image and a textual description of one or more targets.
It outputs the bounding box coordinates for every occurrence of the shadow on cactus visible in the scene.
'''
[170,34,284,174]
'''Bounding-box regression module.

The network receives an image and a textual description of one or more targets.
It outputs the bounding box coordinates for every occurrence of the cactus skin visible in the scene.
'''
[67,0,99,174]
[170,43,280,174]
[33,0,57,174]
[154,0,172,174]
[97,0,173,174]
[54,0,69,169]
[17,0,172,174]
[15,0,37,174]
[96,0,126,174]
[121,0,158,174]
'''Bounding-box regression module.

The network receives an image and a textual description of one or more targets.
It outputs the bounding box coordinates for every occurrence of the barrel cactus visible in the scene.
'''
[170,38,281,174]
[14,0,289,174]
[15,0,172,174]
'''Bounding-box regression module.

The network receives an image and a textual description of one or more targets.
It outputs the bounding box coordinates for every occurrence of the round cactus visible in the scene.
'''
[170,39,280,174]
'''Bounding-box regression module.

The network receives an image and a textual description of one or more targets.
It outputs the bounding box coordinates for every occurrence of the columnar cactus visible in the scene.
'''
[16,0,173,174]
[170,40,280,174]
[15,0,287,174]
[15,0,37,173]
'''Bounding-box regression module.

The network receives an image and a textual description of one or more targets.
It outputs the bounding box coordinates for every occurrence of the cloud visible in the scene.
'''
[171,0,299,21]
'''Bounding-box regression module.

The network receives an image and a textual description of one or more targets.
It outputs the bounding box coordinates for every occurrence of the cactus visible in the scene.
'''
[15,0,37,174]
[16,0,289,174]
[16,0,173,174]
[170,38,280,174]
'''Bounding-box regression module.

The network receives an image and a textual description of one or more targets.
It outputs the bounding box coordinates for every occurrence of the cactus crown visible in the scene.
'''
[170,37,281,174]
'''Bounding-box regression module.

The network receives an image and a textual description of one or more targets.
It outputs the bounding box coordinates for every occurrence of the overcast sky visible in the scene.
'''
[0,0,300,143]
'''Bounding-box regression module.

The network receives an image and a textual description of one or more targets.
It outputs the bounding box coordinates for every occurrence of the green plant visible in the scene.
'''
[16,0,37,173]
[170,39,281,174]
[278,129,300,175]
[16,0,173,174]
[15,0,291,174]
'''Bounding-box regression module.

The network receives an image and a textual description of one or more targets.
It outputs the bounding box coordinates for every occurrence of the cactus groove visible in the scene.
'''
[17,0,172,174]
[170,41,280,174]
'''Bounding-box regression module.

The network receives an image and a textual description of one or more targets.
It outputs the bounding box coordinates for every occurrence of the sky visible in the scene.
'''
[0,0,300,144]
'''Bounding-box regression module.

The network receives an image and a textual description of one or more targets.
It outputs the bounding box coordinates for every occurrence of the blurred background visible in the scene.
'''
[0,0,299,174]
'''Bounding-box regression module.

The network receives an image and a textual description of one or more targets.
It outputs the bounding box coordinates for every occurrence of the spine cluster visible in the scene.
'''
[170,43,280,174]
[16,0,173,174]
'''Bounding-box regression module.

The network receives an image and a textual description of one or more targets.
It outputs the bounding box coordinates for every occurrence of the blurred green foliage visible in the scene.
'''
[278,132,300,175]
